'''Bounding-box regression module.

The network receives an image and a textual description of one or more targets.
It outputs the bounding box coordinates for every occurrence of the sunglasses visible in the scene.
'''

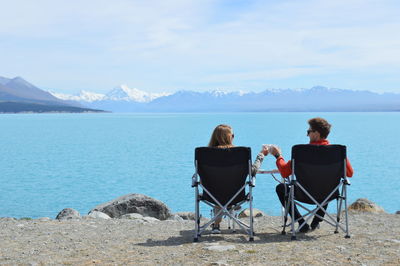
[307,129,315,135]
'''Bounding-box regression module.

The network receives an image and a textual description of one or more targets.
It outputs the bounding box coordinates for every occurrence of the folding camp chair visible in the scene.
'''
[191,147,255,242]
[282,144,351,240]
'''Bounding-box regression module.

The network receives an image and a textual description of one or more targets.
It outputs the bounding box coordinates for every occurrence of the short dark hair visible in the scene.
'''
[308,117,331,139]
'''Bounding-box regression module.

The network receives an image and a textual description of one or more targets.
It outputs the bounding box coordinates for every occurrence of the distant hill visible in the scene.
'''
[0,101,105,113]
[0,76,106,113]
[51,85,400,112]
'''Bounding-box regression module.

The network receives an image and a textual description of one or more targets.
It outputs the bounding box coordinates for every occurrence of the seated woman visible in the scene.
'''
[208,124,268,234]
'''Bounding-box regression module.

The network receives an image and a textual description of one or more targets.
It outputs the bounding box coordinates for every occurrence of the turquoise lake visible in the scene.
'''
[1,112,399,218]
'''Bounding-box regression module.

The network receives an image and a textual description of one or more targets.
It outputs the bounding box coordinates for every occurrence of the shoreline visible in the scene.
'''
[1,212,399,265]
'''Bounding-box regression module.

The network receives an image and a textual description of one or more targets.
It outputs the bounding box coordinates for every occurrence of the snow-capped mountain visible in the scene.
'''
[50,85,170,103]
[50,90,105,102]
[47,85,400,112]
[206,89,249,97]
[106,85,169,102]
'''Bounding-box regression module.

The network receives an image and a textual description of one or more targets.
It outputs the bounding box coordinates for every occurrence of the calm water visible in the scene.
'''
[1,112,399,218]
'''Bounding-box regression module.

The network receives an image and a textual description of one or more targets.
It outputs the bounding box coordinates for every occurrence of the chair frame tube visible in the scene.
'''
[284,157,351,240]
[193,159,255,242]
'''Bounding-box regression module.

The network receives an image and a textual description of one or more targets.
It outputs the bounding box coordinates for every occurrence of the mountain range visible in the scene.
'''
[1,75,400,112]
[0,76,104,113]
[50,85,400,112]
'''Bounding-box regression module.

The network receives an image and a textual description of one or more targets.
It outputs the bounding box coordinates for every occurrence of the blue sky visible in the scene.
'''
[1,0,400,94]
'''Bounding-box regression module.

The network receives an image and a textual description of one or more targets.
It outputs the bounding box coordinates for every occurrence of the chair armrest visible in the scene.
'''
[257,169,280,174]
[249,176,256,187]
[257,169,283,184]
[343,177,351,185]
[192,173,199,187]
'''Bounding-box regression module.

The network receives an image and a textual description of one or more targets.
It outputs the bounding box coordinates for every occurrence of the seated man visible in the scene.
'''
[270,117,354,232]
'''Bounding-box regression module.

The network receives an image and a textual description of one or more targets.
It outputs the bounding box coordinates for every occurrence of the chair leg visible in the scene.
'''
[249,214,255,241]
[281,217,287,235]
[232,211,237,232]
[228,211,231,230]
[290,185,296,240]
[281,203,289,235]
[344,185,350,238]
[249,187,255,241]
[194,188,200,241]
[334,199,340,234]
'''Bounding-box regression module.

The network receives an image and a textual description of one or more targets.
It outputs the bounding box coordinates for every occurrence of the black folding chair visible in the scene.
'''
[191,147,255,242]
[282,144,351,240]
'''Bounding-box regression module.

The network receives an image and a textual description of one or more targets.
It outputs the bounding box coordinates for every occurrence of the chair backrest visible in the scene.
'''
[291,144,346,202]
[195,146,251,206]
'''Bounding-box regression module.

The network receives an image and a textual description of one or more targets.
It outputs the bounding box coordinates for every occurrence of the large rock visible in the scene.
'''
[348,198,385,213]
[56,208,81,220]
[239,208,266,218]
[90,194,171,220]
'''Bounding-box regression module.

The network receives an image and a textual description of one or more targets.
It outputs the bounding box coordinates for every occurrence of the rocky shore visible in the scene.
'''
[1,196,399,265]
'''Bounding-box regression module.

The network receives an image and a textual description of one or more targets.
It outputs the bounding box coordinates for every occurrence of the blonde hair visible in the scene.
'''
[208,124,234,148]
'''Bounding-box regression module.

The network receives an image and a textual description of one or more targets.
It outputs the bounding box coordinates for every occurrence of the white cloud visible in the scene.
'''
[1,0,400,92]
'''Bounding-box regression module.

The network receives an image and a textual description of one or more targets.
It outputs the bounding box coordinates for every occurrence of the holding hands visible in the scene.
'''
[261,144,282,158]
[269,145,281,158]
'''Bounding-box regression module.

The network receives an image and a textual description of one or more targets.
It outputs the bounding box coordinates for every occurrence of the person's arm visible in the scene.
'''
[276,157,292,178]
[251,153,265,176]
[251,145,269,176]
[346,158,354,177]
[270,145,292,178]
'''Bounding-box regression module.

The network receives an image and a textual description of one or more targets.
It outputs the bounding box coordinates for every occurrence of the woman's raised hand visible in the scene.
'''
[260,145,269,155]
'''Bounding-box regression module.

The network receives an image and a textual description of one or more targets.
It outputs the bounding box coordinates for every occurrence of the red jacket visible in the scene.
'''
[276,139,354,178]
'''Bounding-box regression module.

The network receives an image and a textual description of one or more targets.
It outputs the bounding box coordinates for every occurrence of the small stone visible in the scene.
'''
[175,212,196,220]
[56,208,81,220]
[204,245,236,252]
[87,211,111,219]
[37,217,51,221]
[209,261,228,266]
[142,216,160,223]
[336,246,346,251]
[168,214,184,222]
[0,217,16,221]
[239,208,266,218]
[348,198,385,213]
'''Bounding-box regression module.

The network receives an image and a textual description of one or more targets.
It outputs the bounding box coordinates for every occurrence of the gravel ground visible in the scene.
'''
[0,213,399,265]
